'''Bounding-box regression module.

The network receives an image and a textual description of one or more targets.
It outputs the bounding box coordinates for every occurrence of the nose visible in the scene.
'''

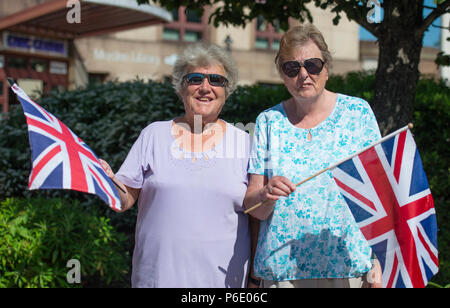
[299,65,309,79]
[198,77,211,92]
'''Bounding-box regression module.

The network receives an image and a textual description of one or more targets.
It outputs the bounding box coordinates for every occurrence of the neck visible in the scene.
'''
[172,115,226,153]
[286,89,336,128]
[294,89,328,115]
[181,114,219,134]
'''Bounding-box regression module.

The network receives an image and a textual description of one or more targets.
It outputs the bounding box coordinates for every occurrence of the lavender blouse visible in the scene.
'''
[115,120,251,288]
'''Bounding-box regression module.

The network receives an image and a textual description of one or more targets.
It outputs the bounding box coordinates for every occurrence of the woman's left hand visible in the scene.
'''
[365,259,383,288]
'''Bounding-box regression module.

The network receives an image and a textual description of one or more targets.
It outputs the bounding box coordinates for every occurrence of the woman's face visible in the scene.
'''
[281,40,328,102]
[179,64,228,124]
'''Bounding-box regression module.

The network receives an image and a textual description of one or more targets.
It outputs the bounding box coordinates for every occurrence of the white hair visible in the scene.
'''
[172,43,238,97]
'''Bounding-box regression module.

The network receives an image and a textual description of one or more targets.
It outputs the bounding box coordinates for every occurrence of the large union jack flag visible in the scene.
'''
[11,83,122,211]
[331,128,438,288]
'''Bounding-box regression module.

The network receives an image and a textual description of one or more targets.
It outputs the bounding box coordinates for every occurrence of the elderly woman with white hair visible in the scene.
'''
[100,44,252,288]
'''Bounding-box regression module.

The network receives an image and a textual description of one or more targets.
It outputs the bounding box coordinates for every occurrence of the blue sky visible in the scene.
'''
[359,0,442,47]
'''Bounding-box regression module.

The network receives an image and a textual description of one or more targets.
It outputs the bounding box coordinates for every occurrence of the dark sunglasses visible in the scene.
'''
[282,58,325,77]
[183,73,229,87]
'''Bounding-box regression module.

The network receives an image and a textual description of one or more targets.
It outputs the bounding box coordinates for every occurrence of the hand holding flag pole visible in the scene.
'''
[244,123,414,214]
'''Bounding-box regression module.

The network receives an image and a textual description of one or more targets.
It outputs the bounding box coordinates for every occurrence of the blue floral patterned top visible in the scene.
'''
[248,93,381,281]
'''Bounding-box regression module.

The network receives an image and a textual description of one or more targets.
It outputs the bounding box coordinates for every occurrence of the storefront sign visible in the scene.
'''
[92,48,180,67]
[3,32,68,57]
[50,61,68,75]
[93,48,161,65]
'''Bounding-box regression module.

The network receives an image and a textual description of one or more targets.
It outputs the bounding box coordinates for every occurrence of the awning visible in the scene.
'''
[0,0,172,40]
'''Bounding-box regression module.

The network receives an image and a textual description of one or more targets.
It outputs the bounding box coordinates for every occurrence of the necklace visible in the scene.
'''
[307,129,312,141]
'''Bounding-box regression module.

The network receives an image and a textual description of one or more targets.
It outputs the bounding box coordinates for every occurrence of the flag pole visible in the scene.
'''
[7,77,14,87]
[112,178,127,194]
[244,123,413,214]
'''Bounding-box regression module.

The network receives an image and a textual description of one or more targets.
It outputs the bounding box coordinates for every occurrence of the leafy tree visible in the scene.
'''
[139,0,450,134]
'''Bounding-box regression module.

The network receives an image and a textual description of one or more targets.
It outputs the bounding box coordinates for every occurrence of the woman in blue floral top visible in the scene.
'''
[244,24,383,288]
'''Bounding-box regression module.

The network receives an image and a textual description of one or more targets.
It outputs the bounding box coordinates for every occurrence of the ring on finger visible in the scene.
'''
[268,185,273,194]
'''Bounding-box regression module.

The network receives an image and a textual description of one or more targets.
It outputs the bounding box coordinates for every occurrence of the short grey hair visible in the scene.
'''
[275,24,333,74]
[172,43,238,97]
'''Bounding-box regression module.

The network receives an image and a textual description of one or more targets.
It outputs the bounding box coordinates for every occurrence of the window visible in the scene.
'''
[186,8,202,23]
[7,56,27,69]
[255,16,283,51]
[88,73,108,84]
[163,6,207,43]
[30,58,48,73]
[162,28,180,41]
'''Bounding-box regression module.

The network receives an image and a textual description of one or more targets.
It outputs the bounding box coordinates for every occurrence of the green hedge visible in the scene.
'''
[0,197,130,287]
[0,72,448,286]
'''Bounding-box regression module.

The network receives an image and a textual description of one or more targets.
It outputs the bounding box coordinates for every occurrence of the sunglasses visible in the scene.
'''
[183,73,229,87]
[282,58,325,77]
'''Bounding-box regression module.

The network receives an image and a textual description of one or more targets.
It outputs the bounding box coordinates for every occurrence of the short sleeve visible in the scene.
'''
[248,113,269,176]
[358,101,382,148]
[115,128,151,189]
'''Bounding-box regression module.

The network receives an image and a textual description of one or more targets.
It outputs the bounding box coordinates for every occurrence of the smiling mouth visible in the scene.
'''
[196,97,214,103]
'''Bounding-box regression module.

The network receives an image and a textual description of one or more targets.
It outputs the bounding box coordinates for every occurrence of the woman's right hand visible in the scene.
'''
[260,175,296,203]
[99,159,114,179]
[245,174,296,221]
[98,159,141,213]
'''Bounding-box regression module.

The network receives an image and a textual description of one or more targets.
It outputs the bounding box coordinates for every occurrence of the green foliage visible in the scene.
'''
[0,198,130,287]
[142,0,372,31]
[221,84,289,124]
[435,51,450,67]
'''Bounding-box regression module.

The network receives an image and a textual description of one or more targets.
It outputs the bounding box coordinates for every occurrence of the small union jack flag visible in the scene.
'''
[331,128,438,288]
[10,83,122,211]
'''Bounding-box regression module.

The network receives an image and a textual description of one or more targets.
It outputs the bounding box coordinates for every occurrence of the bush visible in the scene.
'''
[0,197,130,287]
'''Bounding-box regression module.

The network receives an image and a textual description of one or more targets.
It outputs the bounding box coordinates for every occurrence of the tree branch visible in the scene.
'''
[418,0,450,35]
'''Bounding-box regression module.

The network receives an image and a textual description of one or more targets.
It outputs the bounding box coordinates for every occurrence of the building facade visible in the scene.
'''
[1,1,442,114]
[0,0,171,113]
[76,4,364,85]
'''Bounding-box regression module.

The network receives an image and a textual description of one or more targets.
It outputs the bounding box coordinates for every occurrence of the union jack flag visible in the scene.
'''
[10,83,122,211]
[331,128,438,288]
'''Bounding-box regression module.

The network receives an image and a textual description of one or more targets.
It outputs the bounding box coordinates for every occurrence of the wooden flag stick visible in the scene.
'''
[112,178,127,194]
[7,77,15,87]
[244,123,413,214]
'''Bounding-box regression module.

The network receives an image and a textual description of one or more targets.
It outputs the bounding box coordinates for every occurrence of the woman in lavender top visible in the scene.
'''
[100,44,252,288]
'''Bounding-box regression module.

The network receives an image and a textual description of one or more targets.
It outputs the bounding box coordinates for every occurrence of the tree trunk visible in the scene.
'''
[371,1,424,135]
